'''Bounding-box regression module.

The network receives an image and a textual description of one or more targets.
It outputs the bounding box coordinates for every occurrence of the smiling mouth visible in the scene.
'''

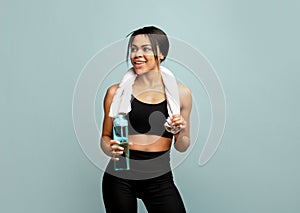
[134,61,146,65]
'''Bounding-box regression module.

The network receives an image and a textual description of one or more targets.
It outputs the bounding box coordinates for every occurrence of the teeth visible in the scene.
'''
[135,62,145,64]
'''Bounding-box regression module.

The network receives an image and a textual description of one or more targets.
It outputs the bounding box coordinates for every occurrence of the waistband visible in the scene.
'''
[105,149,171,180]
[129,149,170,160]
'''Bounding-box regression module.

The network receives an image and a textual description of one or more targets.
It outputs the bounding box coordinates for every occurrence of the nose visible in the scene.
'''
[134,48,143,57]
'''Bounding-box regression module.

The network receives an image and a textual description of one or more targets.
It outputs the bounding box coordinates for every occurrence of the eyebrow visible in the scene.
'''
[131,44,152,47]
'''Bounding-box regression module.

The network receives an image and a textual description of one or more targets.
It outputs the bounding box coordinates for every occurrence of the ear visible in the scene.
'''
[159,53,164,60]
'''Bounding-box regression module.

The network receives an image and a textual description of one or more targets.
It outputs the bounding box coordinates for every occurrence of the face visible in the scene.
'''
[130,34,164,75]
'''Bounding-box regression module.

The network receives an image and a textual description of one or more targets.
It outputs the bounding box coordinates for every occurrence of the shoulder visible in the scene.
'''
[178,83,192,99]
[178,83,192,109]
[103,84,119,106]
[105,84,119,98]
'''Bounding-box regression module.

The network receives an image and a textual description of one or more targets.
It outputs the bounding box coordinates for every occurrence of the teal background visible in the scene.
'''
[1,0,299,212]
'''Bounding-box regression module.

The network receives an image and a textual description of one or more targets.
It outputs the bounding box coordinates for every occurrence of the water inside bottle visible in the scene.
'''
[113,125,130,170]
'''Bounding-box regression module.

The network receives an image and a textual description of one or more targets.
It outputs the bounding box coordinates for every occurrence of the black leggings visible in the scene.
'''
[102,150,186,213]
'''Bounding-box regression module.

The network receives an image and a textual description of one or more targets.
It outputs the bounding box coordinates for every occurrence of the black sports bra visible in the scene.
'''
[126,96,173,139]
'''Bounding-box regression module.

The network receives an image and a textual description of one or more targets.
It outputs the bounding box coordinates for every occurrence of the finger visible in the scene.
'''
[180,119,187,127]
[175,120,187,129]
[179,123,186,129]
[128,142,134,148]
[171,115,182,121]
[172,117,184,126]
[110,140,121,151]
[111,150,123,161]
[171,114,181,120]
[172,119,182,125]
[112,150,124,156]
[111,156,119,161]
[111,145,124,151]
[110,140,120,145]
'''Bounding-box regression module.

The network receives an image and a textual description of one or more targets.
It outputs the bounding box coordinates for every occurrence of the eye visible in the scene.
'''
[143,47,151,52]
[131,46,137,52]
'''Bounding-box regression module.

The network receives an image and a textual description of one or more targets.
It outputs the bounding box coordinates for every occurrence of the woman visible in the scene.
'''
[100,26,192,213]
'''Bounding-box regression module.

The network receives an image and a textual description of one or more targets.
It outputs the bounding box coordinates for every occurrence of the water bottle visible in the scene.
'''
[113,114,130,170]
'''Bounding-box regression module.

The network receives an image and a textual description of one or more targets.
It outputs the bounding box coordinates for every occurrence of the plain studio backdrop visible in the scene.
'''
[1,0,299,212]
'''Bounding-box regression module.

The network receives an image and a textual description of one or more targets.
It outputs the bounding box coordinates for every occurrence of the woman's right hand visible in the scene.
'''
[110,140,124,161]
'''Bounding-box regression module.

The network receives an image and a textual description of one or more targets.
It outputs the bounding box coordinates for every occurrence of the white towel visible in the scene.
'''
[109,66,181,134]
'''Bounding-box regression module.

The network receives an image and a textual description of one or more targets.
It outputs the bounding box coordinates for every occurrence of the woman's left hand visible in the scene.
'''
[170,114,187,130]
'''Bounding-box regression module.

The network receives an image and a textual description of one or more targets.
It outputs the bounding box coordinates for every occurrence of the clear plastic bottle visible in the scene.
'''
[113,114,130,170]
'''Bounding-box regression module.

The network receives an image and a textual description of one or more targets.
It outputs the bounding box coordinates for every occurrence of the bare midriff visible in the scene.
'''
[129,134,172,152]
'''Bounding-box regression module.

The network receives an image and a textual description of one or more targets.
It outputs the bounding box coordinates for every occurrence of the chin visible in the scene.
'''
[133,68,148,75]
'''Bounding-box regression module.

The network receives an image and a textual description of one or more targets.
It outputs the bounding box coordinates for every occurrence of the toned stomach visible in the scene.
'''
[129,134,173,152]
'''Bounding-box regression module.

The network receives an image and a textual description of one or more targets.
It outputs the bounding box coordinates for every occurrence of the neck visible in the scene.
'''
[134,68,163,88]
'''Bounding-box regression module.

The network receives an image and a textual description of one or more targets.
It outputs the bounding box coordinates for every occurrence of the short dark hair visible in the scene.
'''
[126,26,169,65]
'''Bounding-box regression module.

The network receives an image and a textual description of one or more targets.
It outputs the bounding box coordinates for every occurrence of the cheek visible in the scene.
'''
[144,53,155,61]
[130,52,134,59]
[129,54,135,62]
[146,51,154,57]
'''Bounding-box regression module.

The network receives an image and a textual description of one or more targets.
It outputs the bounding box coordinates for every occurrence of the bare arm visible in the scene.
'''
[173,84,192,152]
[100,84,124,158]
